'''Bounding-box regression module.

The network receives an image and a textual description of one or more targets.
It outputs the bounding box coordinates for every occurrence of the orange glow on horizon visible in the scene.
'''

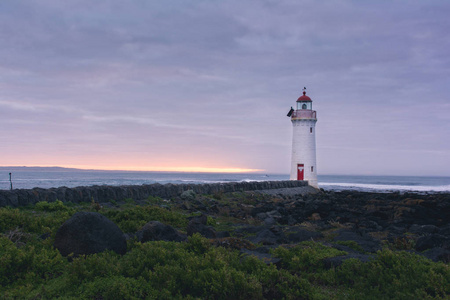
[22,164,265,173]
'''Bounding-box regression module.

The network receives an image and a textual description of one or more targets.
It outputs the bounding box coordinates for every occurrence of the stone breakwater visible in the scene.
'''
[0,180,312,208]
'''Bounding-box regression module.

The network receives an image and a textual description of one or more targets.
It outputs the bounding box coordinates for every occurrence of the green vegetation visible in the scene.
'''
[35,200,71,212]
[331,250,449,299]
[1,200,448,299]
[271,242,449,299]
[104,205,187,233]
[335,240,365,253]
[272,241,348,273]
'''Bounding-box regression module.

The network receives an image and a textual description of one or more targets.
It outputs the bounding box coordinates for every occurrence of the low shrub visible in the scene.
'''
[102,204,188,233]
[321,249,450,299]
[335,240,365,253]
[0,208,28,232]
[0,236,65,289]
[35,200,69,212]
[147,195,165,205]
[272,241,347,273]
[0,205,73,236]
[1,200,448,299]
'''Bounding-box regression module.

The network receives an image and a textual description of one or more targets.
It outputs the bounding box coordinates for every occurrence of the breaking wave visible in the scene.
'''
[320,182,450,192]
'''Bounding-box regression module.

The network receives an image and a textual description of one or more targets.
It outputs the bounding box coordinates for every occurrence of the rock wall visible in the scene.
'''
[0,180,310,208]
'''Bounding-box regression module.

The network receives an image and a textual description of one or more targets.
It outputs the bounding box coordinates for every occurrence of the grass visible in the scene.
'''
[0,199,449,299]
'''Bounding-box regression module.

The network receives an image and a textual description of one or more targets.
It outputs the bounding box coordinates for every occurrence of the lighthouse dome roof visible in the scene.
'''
[297,91,312,102]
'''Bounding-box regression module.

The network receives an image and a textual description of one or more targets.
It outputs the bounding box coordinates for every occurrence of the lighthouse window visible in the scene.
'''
[311,166,314,172]
[310,127,313,133]
[302,104,307,109]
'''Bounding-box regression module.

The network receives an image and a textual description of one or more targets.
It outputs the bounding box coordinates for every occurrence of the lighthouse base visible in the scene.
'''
[307,179,319,189]
[290,178,318,189]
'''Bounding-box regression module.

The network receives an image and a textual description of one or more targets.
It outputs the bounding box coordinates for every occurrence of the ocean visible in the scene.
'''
[1,168,449,193]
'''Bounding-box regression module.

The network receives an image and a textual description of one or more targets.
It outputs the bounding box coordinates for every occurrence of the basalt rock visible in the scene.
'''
[409,224,439,235]
[333,229,381,253]
[285,227,323,243]
[248,229,279,245]
[0,180,312,207]
[240,248,282,265]
[187,214,217,238]
[422,247,450,263]
[54,212,127,257]
[322,254,374,269]
[415,234,450,252]
[137,221,186,242]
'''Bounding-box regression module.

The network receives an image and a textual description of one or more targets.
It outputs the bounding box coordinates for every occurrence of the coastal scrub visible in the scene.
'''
[0,195,449,299]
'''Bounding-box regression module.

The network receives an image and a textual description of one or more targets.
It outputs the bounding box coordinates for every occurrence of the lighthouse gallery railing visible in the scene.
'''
[291,110,317,119]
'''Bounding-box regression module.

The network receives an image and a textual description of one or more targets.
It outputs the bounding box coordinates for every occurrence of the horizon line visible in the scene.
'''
[1,166,449,178]
[0,165,266,174]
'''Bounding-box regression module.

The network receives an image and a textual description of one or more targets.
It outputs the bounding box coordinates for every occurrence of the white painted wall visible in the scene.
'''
[290,118,318,188]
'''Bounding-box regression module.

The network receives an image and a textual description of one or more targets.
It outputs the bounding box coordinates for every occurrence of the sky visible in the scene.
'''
[0,0,449,176]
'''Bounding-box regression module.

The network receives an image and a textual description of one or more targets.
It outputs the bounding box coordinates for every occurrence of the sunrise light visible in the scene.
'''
[24,164,264,173]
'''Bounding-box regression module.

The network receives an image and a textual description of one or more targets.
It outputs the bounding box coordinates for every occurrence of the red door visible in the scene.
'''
[297,164,304,180]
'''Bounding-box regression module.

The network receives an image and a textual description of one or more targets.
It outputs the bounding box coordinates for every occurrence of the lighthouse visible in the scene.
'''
[288,87,318,188]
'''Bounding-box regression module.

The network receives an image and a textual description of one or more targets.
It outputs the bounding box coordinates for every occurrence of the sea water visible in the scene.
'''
[318,175,450,193]
[0,168,449,193]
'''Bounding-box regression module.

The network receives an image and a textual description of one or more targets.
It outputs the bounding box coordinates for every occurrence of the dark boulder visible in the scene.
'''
[255,212,268,220]
[216,231,231,238]
[333,229,381,253]
[248,228,279,245]
[438,224,450,236]
[264,217,277,226]
[322,254,374,269]
[409,224,439,235]
[421,247,450,263]
[235,225,266,236]
[358,220,383,232]
[137,221,186,242]
[54,212,127,257]
[240,248,281,265]
[332,243,363,254]
[415,234,450,252]
[285,228,323,243]
[187,214,217,238]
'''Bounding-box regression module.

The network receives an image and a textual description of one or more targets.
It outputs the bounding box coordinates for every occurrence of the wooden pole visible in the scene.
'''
[9,172,13,190]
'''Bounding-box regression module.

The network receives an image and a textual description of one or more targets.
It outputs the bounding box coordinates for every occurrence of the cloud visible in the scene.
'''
[0,0,449,174]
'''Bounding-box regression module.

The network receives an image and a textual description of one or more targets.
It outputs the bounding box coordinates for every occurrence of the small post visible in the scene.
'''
[9,173,13,190]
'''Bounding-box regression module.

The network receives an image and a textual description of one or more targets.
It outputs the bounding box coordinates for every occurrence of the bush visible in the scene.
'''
[147,195,165,205]
[120,237,264,299]
[1,201,448,299]
[335,240,365,253]
[327,249,450,299]
[0,206,73,236]
[35,200,69,212]
[0,236,65,288]
[272,241,347,273]
[103,205,188,232]
[0,208,28,232]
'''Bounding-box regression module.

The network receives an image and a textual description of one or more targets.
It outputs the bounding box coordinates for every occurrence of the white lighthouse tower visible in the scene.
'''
[288,87,318,188]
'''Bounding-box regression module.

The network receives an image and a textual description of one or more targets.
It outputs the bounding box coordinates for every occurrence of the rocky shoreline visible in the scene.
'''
[177,189,449,264]
[3,184,449,298]
[0,180,314,207]
[53,186,450,265]
[241,189,450,264]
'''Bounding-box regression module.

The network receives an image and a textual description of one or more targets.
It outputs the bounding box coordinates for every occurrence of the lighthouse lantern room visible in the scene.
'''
[287,87,318,188]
